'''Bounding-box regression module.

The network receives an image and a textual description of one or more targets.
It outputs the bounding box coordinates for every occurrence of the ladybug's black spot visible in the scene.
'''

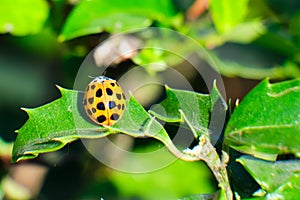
[97,102,105,110]
[96,89,102,97]
[86,85,90,91]
[88,97,94,104]
[92,108,96,113]
[106,88,113,96]
[108,101,116,109]
[122,93,126,99]
[122,104,125,110]
[97,115,106,123]
[83,98,87,106]
[87,109,92,116]
[91,85,96,90]
[110,83,115,87]
[117,104,121,109]
[110,113,120,120]
[116,93,122,100]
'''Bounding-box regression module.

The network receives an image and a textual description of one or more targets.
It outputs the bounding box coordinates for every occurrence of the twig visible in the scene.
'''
[183,135,232,200]
[180,110,233,200]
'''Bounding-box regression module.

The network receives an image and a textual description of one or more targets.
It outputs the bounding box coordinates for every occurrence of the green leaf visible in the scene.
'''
[289,12,300,47]
[209,50,300,79]
[254,31,300,60]
[132,48,170,75]
[59,0,180,41]
[13,84,225,163]
[209,0,249,34]
[132,30,195,74]
[179,191,220,200]
[12,86,106,163]
[0,0,49,36]
[105,96,175,147]
[178,194,216,200]
[13,86,196,163]
[237,156,300,198]
[150,83,227,139]
[269,173,300,199]
[149,86,211,137]
[222,20,266,44]
[224,79,300,160]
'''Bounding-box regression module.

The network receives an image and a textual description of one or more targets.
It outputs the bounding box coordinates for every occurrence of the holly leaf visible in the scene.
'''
[224,78,300,160]
[237,156,300,198]
[13,86,105,162]
[178,191,220,200]
[149,83,227,139]
[13,86,200,163]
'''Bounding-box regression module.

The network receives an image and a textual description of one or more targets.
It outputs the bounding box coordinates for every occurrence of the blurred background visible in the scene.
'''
[1,0,300,199]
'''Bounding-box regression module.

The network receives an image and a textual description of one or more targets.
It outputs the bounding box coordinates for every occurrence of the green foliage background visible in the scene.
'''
[1,0,300,199]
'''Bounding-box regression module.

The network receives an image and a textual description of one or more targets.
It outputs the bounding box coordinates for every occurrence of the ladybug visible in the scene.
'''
[83,76,126,126]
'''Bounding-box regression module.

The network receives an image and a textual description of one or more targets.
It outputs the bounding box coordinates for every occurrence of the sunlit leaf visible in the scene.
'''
[238,156,300,198]
[150,86,210,137]
[13,86,206,162]
[0,0,49,36]
[150,84,226,139]
[13,86,174,162]
[12,87,105,162]
[224,79,300,160]
[222,20,266,43]
[209,0,249,34]
[59,0,180,41]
